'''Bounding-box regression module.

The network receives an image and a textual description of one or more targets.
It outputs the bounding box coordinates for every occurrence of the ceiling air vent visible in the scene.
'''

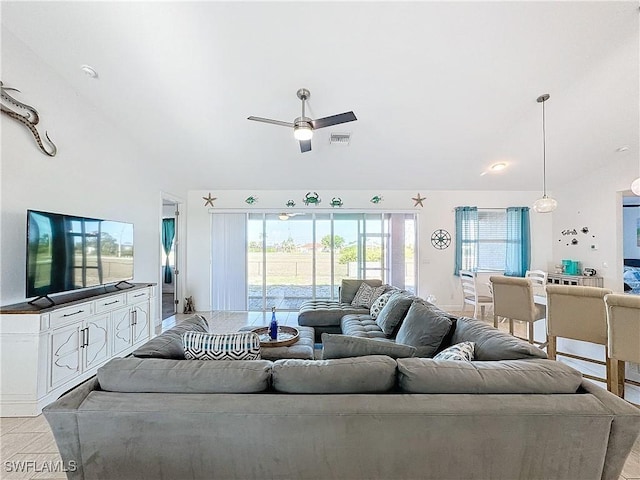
[329,133,351,146]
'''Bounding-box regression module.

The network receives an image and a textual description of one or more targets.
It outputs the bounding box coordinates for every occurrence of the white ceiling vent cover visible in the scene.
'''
[330,133,351,145]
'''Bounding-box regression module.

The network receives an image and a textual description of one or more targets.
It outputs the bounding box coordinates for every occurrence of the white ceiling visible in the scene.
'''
[2,1,638,192]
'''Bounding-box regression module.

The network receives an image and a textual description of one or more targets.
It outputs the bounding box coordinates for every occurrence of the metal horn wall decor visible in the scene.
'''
[1,81,57,156]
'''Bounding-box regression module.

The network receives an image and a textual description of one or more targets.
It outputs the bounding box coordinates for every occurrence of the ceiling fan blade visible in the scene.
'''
[299,139,312,153]
[310,111,357,129]
[247,116,295,128]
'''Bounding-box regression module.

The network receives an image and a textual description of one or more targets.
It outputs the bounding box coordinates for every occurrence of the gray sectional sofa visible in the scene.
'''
[297,279,386,338]
[43,314,640,480]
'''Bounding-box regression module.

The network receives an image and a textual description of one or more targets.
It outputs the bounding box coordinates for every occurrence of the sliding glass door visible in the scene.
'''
[217,212,416,312]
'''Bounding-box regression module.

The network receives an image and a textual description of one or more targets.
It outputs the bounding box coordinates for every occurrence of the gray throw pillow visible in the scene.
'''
[375,293,414,336]
[395,301,453,357]
[321,333,416,359]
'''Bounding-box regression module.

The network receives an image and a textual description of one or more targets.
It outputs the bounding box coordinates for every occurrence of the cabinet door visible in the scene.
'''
[112,307,132,355]
[132,302,150,344]
[84,314,110,370]
[50,324,81,389]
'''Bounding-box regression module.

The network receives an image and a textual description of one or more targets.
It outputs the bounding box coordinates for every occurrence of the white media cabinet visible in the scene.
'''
[0,283,157,416]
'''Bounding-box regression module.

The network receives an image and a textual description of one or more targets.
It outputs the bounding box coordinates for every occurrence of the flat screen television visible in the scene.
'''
[26,209,134,301]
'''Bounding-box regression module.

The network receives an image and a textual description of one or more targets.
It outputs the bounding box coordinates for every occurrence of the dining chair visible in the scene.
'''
[489,275,547,348]
[525,269,548,285]
[525,269,548,299]
[459,270,492,319]
[545,284,613,390]
[604,293,640,399]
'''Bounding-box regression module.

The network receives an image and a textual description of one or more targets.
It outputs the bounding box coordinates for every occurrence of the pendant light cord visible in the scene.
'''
[542,98,547,197]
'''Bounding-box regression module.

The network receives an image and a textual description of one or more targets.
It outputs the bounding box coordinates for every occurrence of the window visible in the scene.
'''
[455,207,530,276]
[217,212,417,311]
[477,210,506,271]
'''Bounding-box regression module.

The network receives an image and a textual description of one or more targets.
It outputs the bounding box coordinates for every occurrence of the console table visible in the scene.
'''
[547,273,604,288]
[0,283,157,416]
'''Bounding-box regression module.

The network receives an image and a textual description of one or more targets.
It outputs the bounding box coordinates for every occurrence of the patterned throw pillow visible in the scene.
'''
[351,282,386,308]
[433,341,475,362]
[370,291,394,319]
[182,331,261,360]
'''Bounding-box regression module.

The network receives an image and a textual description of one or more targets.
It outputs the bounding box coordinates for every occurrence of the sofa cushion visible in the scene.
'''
[272,356,397,393]
[394,301,453,357]
[397,358,583,394]
[433,341,475,361]
[351,282,386,308]
[131,314,209,359]
[298,300,369,327]
[369,291,394,320]
[340,314,387,339]
[321,333,416,359]
[182,331,261,360]
[97,357,272,393]
[375,293,414,336]
[339,279,383,304]
[452,316,547,361]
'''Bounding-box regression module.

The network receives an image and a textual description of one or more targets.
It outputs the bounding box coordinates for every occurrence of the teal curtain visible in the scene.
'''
[454,206,478,275]
[162,218,175,284]
[505,207,531,277]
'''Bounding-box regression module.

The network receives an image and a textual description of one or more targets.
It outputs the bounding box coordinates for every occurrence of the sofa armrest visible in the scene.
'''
[578,380,640,480]
[42,376,100,480]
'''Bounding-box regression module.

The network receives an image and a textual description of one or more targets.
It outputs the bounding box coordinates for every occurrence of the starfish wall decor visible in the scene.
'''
[412,193,426,207]
[203,193,217,207]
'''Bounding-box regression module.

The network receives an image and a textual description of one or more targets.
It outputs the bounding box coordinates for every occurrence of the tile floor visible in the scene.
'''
[1,309,639,480]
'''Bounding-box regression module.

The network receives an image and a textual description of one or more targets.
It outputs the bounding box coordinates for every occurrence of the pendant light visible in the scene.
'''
[631,177,640,196]
[532,94,558,213]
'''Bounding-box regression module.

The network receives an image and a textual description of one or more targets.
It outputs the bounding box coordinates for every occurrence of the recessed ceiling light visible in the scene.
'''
[81,65,99,79]
[490,162,507,171]
[616,145,630,153]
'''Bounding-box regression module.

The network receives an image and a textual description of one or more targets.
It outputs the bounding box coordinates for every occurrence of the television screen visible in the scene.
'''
[26,210,134,299]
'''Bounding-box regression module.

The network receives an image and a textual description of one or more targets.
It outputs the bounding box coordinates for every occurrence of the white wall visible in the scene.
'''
[185,189,552,311]
[550,155,640,381]
[0,31,185,306]
[552,160,638,292]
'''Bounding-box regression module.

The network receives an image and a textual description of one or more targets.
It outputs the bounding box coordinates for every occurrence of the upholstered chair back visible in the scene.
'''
[545,285,612,345]
[604,293,640,363]
[490,276,544,323]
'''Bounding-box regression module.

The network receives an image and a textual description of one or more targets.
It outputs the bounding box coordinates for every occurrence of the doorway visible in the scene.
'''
[622,193,640,294]
[161,195,183,321]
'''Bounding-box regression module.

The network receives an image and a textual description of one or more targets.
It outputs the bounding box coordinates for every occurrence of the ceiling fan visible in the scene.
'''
[248,88,357,153]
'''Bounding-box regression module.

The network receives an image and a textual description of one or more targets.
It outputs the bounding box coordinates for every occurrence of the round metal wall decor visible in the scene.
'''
[431,229,451,250]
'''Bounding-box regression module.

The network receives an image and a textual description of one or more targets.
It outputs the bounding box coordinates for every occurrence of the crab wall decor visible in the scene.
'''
[286,200,296,208]
[1,81,57,156]
[370,195,383,204]
[245,196,258,205]
[303,192,321,206]
[330,197,343,208]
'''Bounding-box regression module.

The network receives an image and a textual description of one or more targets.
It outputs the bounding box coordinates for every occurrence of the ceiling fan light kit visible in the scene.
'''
[248,88,357,153]
[532,93,557,213]
[293,122,313,141]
